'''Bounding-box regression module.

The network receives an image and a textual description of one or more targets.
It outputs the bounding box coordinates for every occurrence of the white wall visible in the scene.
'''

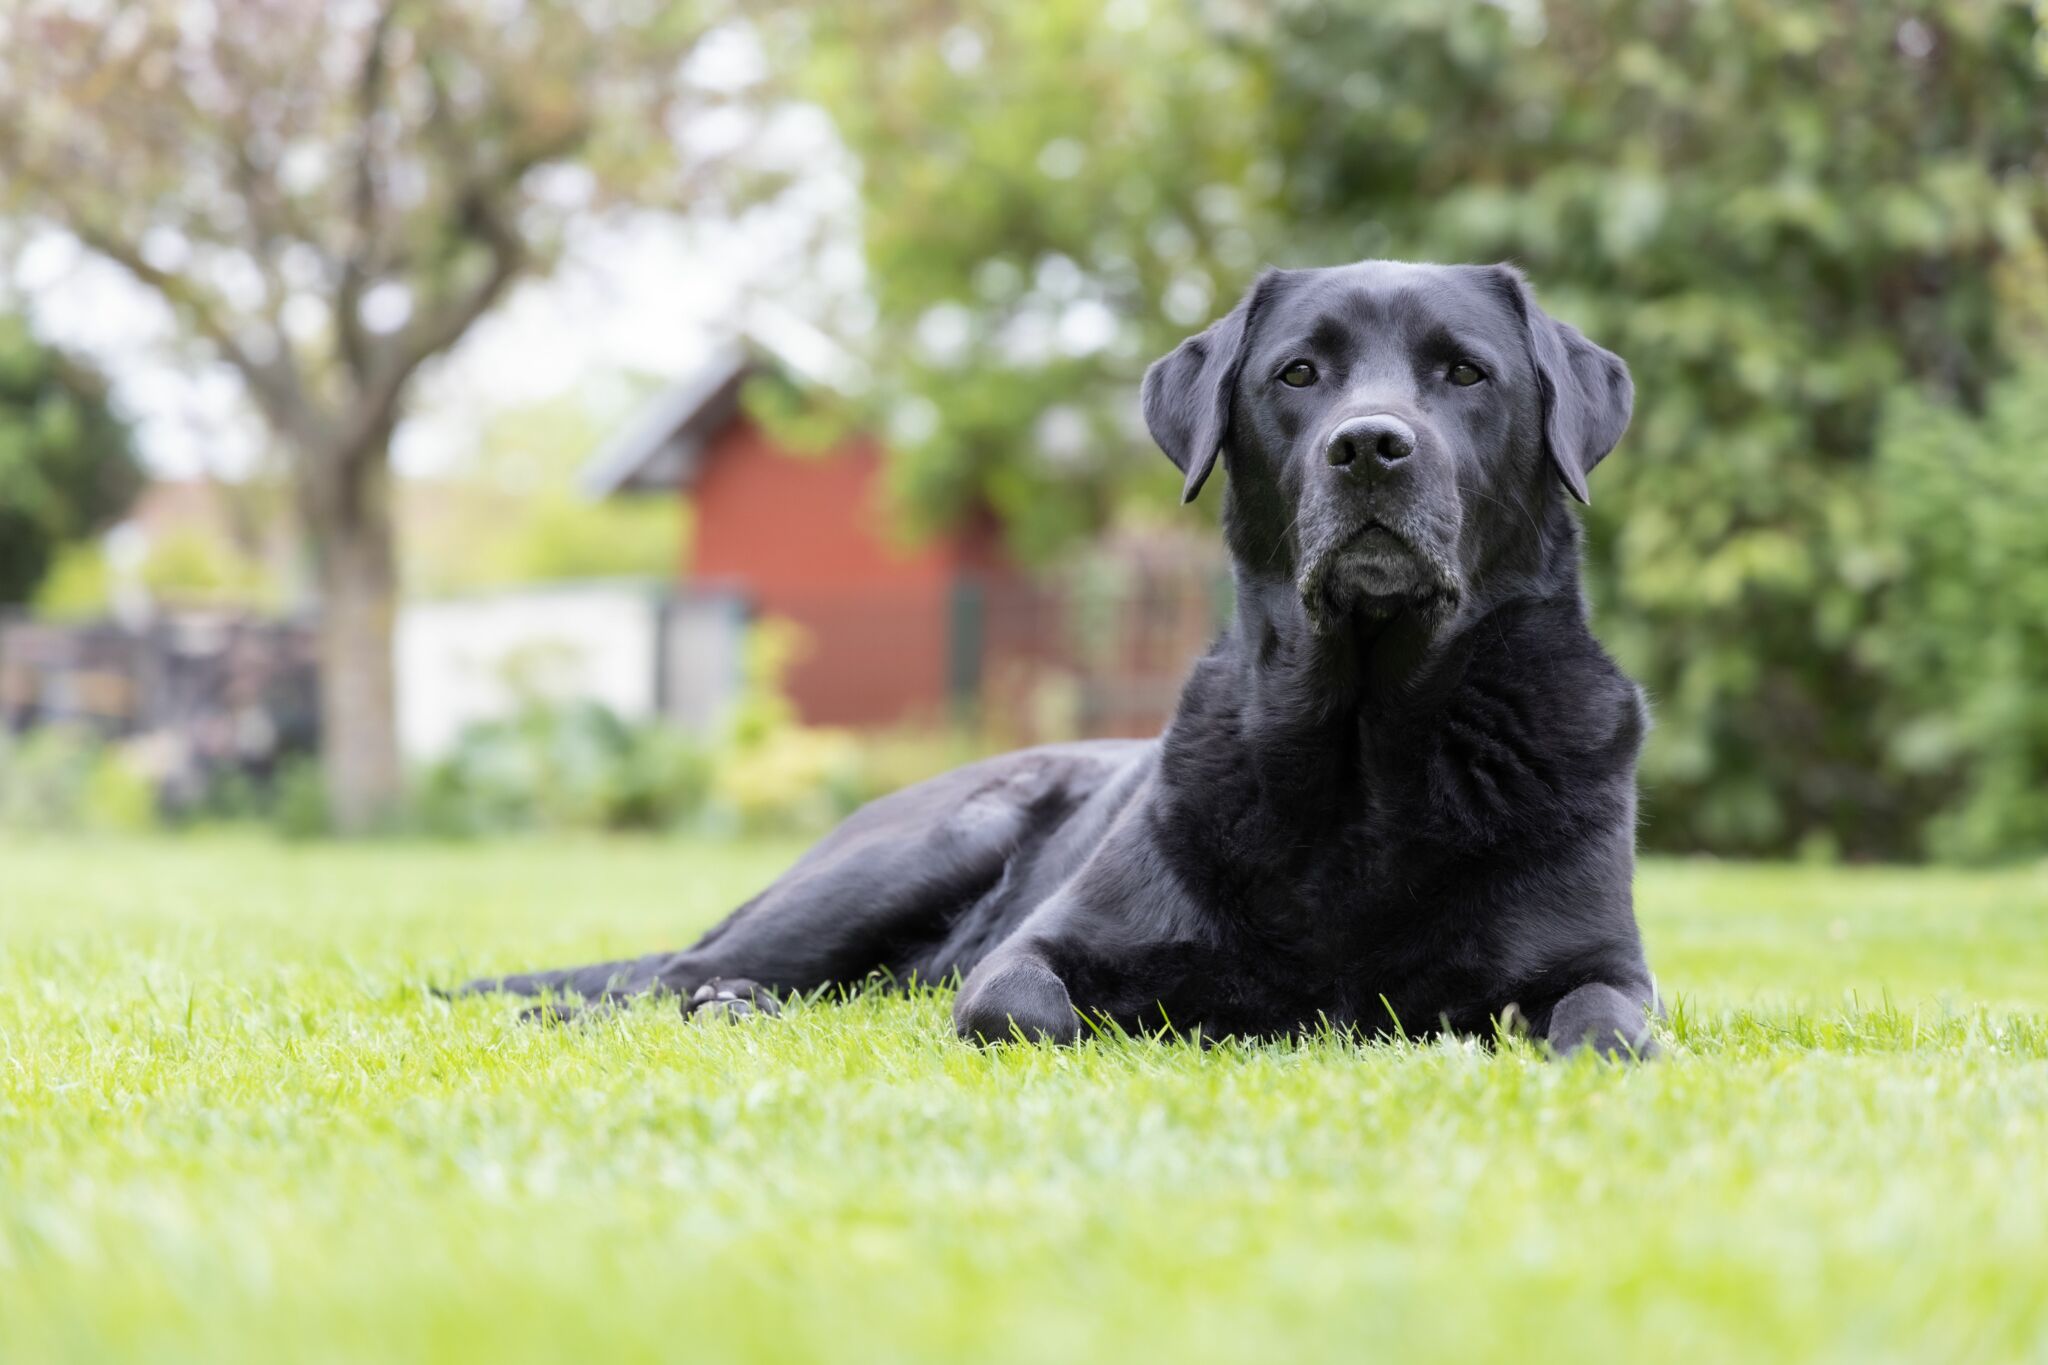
[395,583,668,761]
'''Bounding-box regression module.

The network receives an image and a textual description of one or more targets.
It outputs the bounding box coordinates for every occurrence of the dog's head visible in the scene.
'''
[1143,261,1631,636]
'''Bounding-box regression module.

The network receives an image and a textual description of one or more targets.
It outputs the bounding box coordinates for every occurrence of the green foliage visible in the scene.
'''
[35,511,284,618]
[410,619,991,840]
[1260,0,2048,860]
[270,757,333,842]
[0,726,156,833]
[0,315,139,603]
[413,700,714,837]
[138,527,282,609]
[1866,358,2048,860]
[703,619,862,832]
[791,0,1282,557]
[28,538,115,619]
[793,0,2048,858]
[7,840,2048,1362]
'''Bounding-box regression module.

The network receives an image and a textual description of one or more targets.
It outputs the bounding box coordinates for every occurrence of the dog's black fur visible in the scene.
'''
[461,260,1658,1057]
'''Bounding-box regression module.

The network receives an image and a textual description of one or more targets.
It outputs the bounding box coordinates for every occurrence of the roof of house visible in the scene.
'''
[578,344,751,497]
[580,306,866,499]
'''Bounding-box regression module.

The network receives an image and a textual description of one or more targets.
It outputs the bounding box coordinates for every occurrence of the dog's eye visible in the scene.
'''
[1447,361,1486,387]
[1279,361,1318,388]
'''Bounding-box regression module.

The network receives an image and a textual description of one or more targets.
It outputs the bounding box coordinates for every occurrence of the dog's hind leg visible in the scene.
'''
[459,952,678,1000]
[622,831,1020,1006]
[449,855,977,1024]
[449,743,1139,1022]
[451,952,689,1023]
[500,973,779,1025]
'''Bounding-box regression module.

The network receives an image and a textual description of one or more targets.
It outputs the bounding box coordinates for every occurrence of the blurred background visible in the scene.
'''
[1,0,2043,862]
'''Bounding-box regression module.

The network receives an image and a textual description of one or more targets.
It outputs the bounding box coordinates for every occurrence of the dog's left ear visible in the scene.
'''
[1142,270,1283,504]
[1491,265,1633,505]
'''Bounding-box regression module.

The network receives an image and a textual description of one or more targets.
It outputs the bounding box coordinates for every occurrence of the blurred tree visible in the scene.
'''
[1868,356,2048,861]
[0,0,768,829]
[1261,0,2048,858]
[0,315,139,604]
[789,0,2048,859]
[787,0,1285,557]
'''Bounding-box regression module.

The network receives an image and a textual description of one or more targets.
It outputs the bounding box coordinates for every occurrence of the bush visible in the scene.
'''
[407,615,996,840]
[413,700,712,837]
[0,315,140,605]
[704,723,864,835]
[1863,358,2048,861]
[271,757,332,841]
[411,702,991,841]
[0,726,157,834]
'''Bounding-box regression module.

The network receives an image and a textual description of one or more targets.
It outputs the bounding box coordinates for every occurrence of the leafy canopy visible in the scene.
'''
[0,316,138,604]
[793,0,2048,859]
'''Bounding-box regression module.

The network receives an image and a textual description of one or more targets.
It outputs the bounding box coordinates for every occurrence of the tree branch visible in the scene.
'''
[331,55,596,465]
[67,218,332,449]
[337,0,401,384]
[226,141,296,312]
[338,194,525,463]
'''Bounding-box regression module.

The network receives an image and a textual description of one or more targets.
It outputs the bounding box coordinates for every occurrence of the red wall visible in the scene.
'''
[687,419,971,726]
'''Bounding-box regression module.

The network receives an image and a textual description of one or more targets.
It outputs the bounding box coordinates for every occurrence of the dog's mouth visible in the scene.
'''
[1297,519,1460,634]
[1347,521,1411,558]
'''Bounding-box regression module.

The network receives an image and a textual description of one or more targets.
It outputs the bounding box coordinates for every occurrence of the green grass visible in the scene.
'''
[4,837,2048,1364]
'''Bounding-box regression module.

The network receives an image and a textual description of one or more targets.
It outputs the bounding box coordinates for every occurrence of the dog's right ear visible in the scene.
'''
[1142,270,1282,504]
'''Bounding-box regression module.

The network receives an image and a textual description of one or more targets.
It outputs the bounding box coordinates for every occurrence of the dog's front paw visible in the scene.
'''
[953,956,1081,1045]
[1544,981,1659,1060]
[686,977,780,1021]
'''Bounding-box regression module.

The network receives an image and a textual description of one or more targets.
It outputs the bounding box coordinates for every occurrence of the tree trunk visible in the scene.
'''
[305,444,402,834]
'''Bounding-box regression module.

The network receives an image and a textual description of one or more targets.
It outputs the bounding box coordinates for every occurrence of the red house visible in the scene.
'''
[583,345,1026,728]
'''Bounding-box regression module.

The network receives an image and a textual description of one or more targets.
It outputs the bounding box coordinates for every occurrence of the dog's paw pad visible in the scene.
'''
[686,978,780,1021]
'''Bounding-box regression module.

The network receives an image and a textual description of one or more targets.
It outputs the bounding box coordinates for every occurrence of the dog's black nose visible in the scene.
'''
[1326,415,1417,468]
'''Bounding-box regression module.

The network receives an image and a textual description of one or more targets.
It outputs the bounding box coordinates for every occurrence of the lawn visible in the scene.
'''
[3,836,2047,1364]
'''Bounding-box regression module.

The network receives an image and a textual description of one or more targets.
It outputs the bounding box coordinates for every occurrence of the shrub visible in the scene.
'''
[1864,358,2048,861]
[413,700,712,837]
[405,614,995,840]
[705,723,864,835]
[0,726,156,834]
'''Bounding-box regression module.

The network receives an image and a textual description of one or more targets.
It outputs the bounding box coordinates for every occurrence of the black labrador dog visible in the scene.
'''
[463,260,1658,1057]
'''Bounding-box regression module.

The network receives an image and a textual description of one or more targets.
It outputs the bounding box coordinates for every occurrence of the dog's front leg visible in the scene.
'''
[1544,979,1659,1059]
[953,819,1201,1047]
[953,945,1081,1045]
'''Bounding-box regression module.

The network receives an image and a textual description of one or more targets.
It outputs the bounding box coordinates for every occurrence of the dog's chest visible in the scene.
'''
[1203,837,1506,1023]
